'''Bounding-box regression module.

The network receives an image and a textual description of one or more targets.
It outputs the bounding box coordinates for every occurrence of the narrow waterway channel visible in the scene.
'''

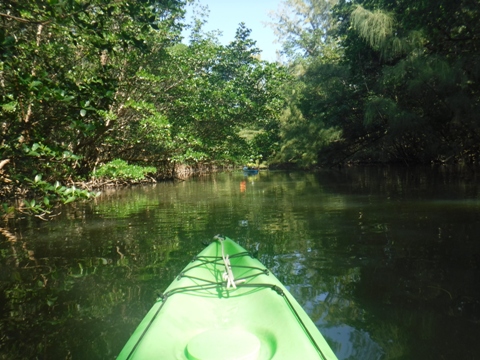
[1,167,480,359]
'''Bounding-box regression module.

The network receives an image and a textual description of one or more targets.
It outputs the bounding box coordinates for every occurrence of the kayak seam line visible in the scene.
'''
[277,288,328,360]
[239,283,328,360]
[124,295,168,360]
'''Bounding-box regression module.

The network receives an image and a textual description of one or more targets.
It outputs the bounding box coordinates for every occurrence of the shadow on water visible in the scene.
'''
[1,166,479,359]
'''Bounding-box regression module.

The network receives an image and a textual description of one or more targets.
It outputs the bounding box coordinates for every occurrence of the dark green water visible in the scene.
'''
[1,167,480,359]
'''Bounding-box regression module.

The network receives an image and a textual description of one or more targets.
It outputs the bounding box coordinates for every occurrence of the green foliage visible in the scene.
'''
[351,6,394,50]
[0,143,98,216]
[93,159,156,181]
[23,143,80,162]
[15,0,471,209]
[25,174,98,211]
[268,0,340,59]
[0,0,185,192]
[351,5,427,60]
[269,0,480,166]
[0,0,287,214]
[164,24,287,164]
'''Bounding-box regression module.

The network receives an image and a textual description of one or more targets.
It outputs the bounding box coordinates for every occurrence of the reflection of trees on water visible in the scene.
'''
[247,168,480,359]
[1,169,479,359]
[0,219,180,359]
[268,251,386,359]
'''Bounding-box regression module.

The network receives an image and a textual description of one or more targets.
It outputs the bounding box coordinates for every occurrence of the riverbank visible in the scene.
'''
[0,162,238,219]
[3,161,478,220]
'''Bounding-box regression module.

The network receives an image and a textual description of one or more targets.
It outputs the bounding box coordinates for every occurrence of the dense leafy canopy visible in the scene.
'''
[270,0,480,166]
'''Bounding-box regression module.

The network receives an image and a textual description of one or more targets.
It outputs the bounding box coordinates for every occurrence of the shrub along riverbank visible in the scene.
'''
[0,158,237,219]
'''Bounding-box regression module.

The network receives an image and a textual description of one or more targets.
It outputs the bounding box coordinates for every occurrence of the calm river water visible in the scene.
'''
[1,167,480,359]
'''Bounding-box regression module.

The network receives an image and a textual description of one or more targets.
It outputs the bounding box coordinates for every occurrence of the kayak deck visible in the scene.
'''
[117,236,338,360]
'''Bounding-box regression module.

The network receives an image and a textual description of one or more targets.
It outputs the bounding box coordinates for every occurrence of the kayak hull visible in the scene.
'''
[117,237,337,360]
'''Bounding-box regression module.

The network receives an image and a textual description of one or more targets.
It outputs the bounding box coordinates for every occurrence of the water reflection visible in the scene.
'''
[1,167,480,359]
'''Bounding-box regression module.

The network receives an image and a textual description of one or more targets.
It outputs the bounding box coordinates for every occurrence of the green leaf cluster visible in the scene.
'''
[94,159,156,181]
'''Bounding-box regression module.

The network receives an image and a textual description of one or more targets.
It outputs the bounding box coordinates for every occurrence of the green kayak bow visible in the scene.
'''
[117,236,338,360]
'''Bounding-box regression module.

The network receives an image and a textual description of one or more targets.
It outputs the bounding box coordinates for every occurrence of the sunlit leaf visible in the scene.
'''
[64,196,76,204]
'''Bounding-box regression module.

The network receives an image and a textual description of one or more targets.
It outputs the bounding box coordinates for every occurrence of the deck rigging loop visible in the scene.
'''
[217,234,237,289]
